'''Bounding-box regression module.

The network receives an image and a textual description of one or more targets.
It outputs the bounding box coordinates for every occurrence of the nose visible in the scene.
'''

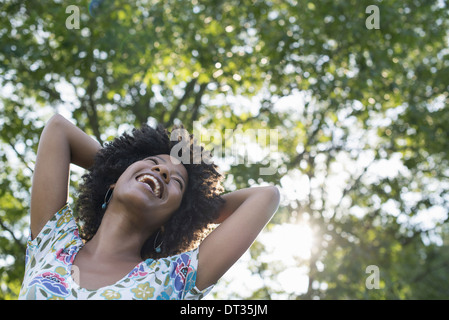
[152,164,170,184]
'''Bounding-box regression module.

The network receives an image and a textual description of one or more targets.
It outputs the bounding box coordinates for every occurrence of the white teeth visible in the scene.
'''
[137,174,161,198]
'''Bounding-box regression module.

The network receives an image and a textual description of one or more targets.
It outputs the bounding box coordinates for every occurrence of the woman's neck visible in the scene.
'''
[82,207,154,263]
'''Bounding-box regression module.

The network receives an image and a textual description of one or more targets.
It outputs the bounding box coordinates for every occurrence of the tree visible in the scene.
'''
[1,0,448,299]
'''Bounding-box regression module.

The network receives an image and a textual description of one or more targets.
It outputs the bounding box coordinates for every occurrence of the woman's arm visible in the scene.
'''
[196,186,280,290]
[30,114,101,239]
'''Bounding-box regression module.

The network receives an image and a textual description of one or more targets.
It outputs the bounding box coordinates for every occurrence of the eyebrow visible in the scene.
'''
[153,155,187,187]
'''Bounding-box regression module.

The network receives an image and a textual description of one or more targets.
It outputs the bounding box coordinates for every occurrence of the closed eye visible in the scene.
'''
[145,157,157,164]
[173,178,183,190]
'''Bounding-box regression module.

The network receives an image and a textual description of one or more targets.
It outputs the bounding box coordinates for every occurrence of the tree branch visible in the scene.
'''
[0,217,26,252]
[7,141,34,173]
[85,80,103,145]
[190,82,208,123]
[331,157,376,220]
[165,78,197,127]
[68,80,104,145]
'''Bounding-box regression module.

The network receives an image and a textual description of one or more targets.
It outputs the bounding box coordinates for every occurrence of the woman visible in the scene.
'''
[19,114,280,300]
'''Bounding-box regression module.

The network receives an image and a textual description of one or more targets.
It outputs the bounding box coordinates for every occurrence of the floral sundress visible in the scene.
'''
[18,204,213,300]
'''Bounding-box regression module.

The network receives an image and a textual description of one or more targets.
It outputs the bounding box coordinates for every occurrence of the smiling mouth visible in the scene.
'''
[136,173,163,199]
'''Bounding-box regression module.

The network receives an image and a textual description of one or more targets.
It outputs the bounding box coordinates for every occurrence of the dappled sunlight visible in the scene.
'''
[260,223,315,263]
[209,221,316,299]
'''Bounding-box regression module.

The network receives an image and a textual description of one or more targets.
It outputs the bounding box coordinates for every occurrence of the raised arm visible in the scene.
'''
[30,114,101,239]
[196,185,280,290]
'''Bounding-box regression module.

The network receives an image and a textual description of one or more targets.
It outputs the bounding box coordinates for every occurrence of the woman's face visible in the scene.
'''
[110,154,189,230]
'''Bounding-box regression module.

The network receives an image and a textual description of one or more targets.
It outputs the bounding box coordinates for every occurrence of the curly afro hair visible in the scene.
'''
[75,123,225,260]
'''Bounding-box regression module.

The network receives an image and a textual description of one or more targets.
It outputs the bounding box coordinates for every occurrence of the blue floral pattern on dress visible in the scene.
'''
[19,204,214,300]
[29,272,70,296]
[171,253,194,299]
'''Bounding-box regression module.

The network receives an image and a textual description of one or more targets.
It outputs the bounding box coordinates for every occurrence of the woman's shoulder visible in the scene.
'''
[27,203,81,255]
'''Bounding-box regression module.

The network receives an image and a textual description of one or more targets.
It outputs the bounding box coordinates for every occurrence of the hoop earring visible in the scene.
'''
[101,187,113,210]
[153,228,164,253]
